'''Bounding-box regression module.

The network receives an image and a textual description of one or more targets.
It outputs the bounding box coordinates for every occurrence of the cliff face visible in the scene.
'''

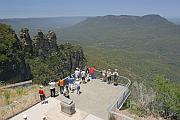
[0,24,86,83]
[0,24,31,82]
[47,31,58,53]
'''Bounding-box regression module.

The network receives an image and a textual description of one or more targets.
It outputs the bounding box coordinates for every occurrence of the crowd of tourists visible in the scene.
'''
[29,66,120,120]
[38,66,95,103]
[38,66,119,104]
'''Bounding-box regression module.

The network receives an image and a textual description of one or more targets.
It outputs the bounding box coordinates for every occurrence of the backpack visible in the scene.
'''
[114,72,118,79]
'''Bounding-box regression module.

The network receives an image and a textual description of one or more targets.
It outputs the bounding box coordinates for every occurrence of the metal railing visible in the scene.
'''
[1,69,132,120]
[94,69,132,120]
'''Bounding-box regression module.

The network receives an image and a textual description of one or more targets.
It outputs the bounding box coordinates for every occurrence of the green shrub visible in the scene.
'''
[16,87,25,96]
[3,90,11,105]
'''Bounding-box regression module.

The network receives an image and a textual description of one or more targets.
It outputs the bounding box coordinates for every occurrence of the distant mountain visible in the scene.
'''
[0,17,86,34]
[59,14,180,69]
[77,14,172,26]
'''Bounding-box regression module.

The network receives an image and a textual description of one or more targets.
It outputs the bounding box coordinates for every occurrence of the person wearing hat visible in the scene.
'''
[113,69,119,86]
[39,85,46,103]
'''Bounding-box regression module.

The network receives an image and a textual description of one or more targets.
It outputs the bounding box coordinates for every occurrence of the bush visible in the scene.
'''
[3,90,11,105]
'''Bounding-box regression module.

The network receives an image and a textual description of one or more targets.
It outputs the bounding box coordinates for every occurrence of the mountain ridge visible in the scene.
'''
[77,14,173,26]
[59,14,180,72]
[0,17,86,34]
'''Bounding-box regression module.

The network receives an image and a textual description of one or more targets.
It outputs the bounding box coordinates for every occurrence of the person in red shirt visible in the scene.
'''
[39,85,46,103]
[90,66,95,79]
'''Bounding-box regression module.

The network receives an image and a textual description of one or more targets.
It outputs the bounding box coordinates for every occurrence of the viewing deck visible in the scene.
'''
[57,79,127,120]
[10,79,129,120]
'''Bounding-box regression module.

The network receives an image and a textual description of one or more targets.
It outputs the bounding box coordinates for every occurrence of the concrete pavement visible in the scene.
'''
[56,79,127,120]
[10,79,127,120]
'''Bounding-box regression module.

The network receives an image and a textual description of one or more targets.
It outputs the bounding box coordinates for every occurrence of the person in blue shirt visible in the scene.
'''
[67,75,75,93]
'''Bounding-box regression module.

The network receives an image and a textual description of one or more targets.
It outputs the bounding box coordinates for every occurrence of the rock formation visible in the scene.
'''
[19,28,33,53]
[32,30,58,58]
[47,31,58,54]
[1,25,86,83]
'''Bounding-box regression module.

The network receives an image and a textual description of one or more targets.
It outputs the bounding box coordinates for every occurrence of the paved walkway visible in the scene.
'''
[56,79,127,120]
[10,79,127,120]
[10,97,89,120]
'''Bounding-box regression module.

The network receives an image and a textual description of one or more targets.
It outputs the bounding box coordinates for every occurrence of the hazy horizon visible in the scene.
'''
[0,0,180,19]
[1,14,180,20]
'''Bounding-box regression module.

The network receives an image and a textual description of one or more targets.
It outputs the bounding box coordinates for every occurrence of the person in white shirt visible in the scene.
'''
[113,69,119,86]
[81,69,86,84]
[101,69,106,82]
[107,69,112,84]
[49,80,56,97]
[74,68,80,80]
[75,80,81,94]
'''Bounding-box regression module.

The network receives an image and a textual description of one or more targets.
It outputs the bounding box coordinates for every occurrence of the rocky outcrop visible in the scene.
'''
[1,25,86,83]
[19,28,33,53]
[47,31,58,53]
[32,30,58,58]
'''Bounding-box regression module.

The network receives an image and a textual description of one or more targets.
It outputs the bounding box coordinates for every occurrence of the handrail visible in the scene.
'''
[94,69,132,120]
[1,68,132,120]
[119,75,131,88]
[95,69,131,87]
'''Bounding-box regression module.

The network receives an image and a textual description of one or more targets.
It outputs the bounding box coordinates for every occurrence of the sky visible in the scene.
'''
[0,0,180,19]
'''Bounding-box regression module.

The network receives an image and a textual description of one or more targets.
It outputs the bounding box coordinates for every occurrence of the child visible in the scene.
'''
[39,85,46,104]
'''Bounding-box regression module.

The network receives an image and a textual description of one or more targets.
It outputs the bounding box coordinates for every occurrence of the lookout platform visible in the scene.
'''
[10,79,129,120]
